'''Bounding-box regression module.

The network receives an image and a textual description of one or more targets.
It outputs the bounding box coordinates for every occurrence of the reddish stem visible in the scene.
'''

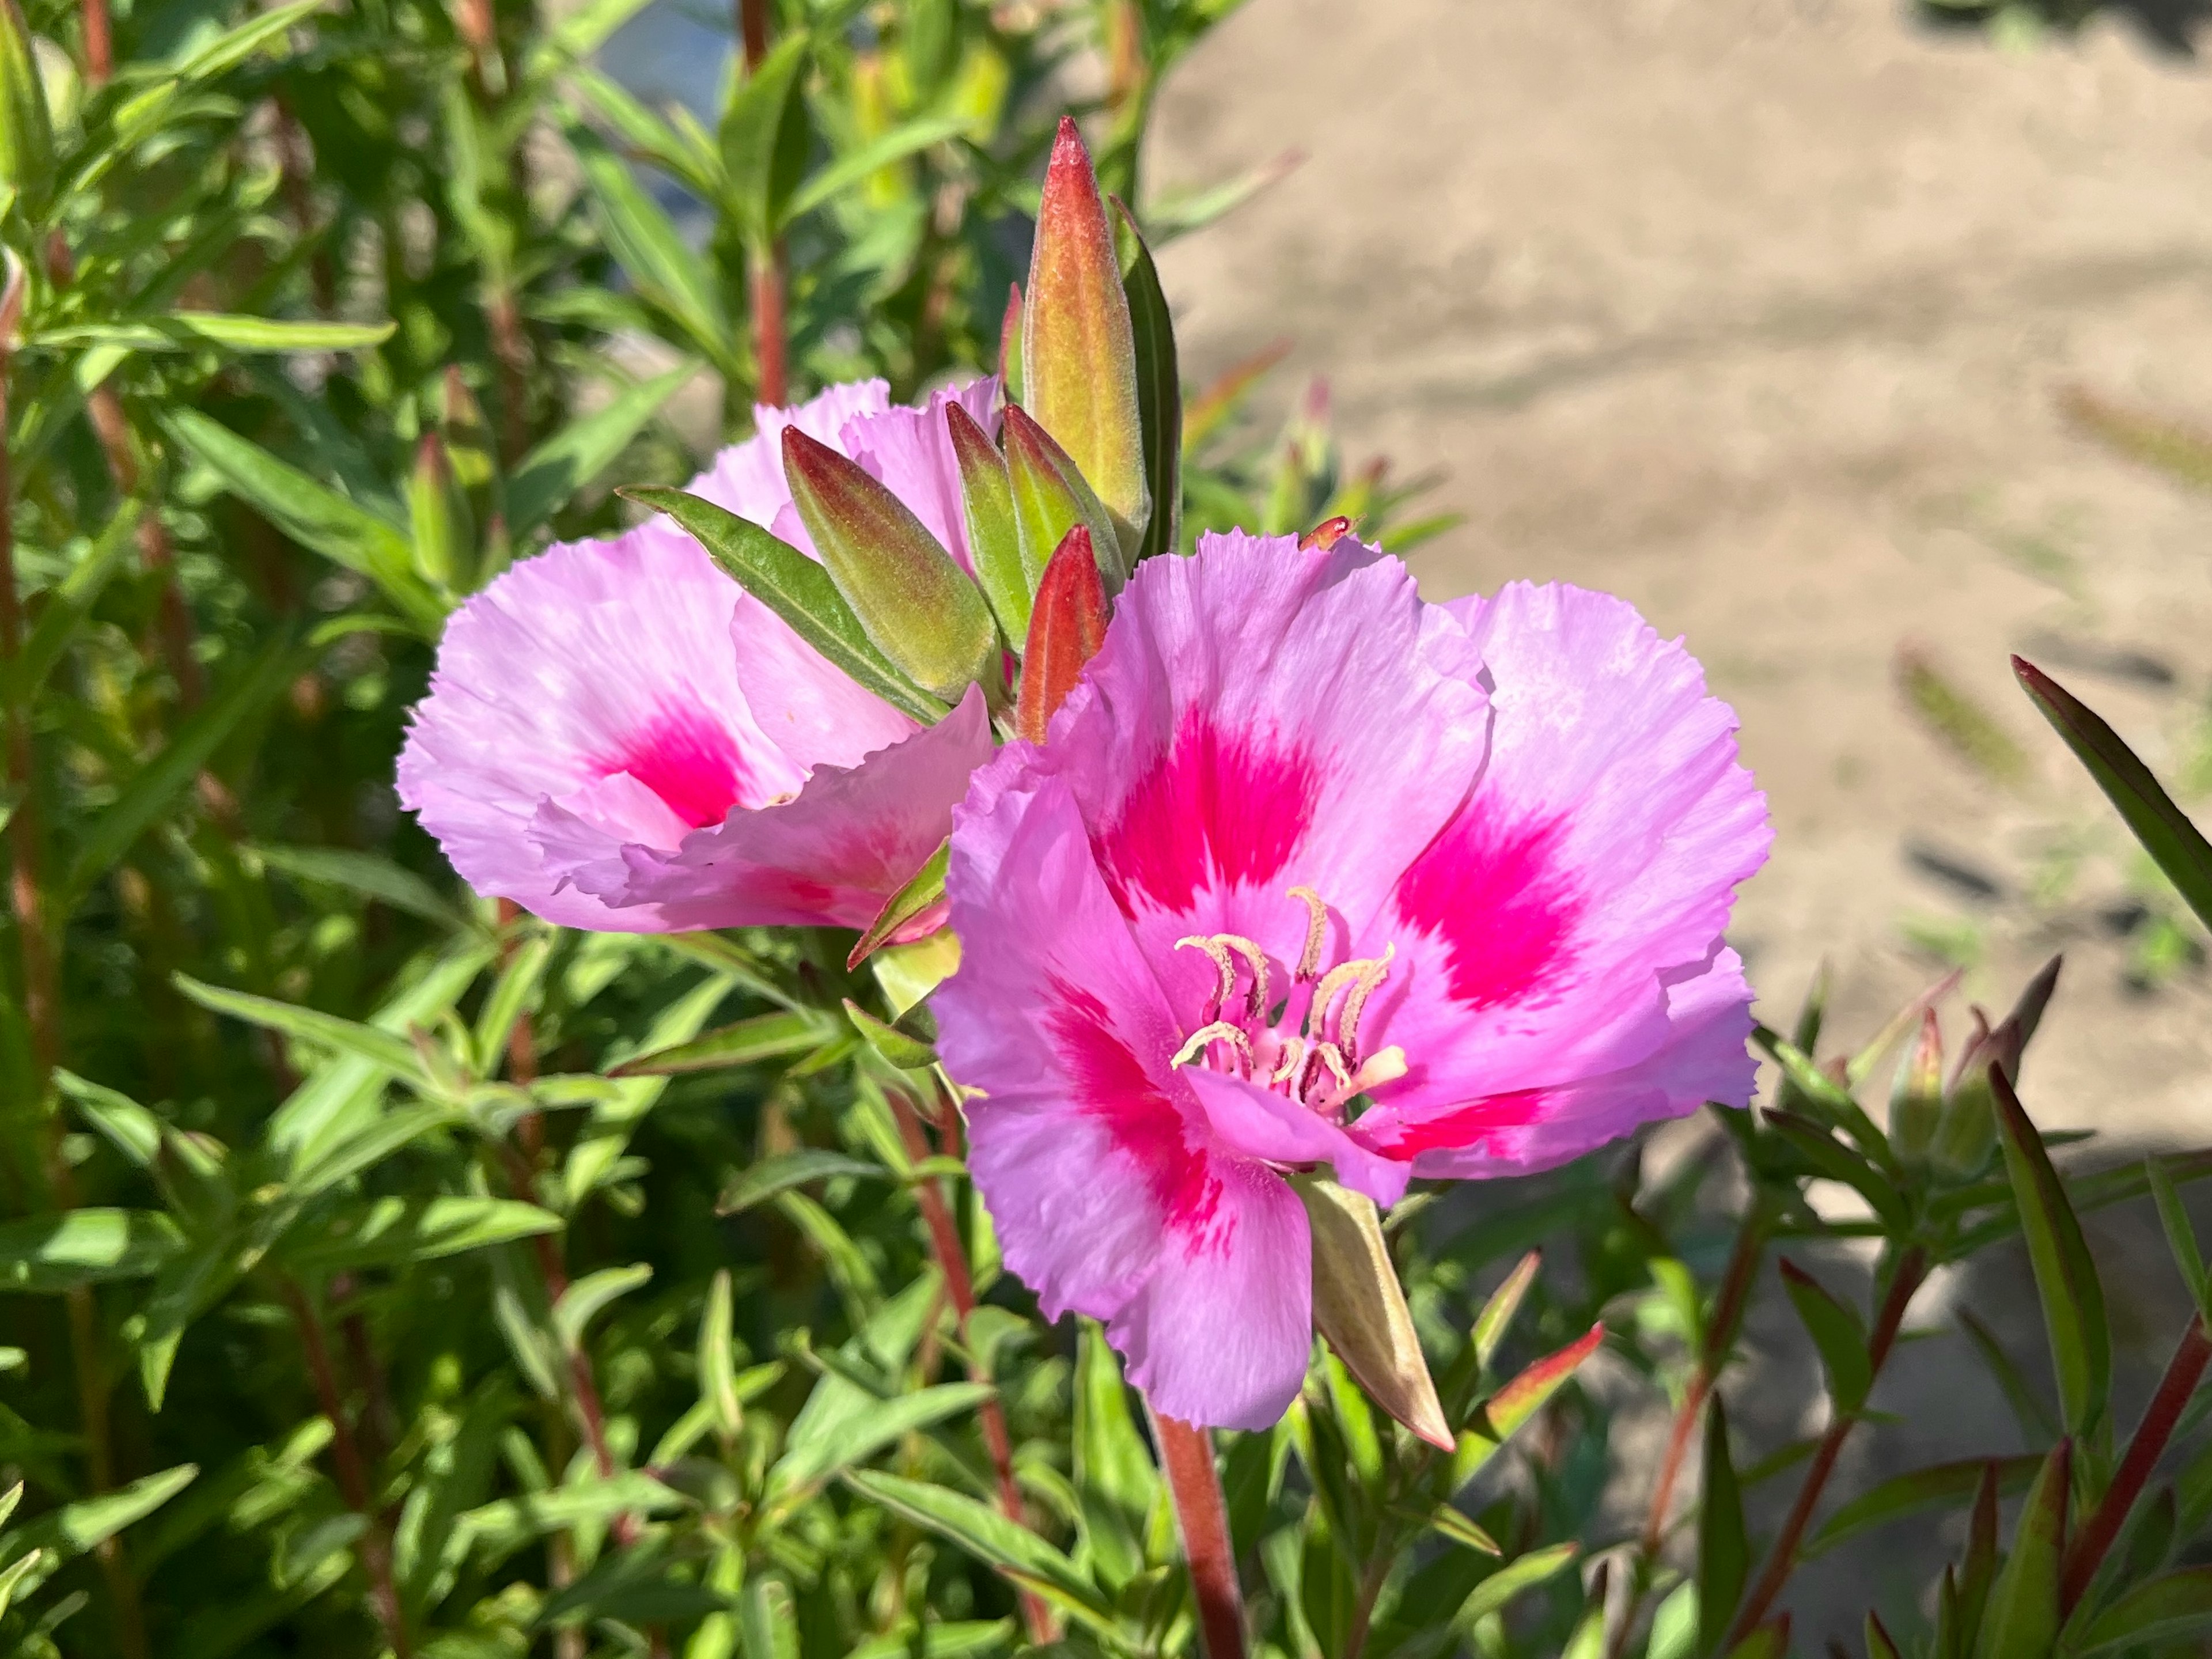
[279,1279,414,1658]
[1726,1248,1927,1646]
[887,1083,1055,1644]
[2061,1315,2212,1613]
[749,247,787,409]
[81,0,111,84]
[1150,1410,1246,1659]
[738,0,768,69]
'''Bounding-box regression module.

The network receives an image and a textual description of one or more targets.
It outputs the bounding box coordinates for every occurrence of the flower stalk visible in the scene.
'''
[1148,1408,1246,1659]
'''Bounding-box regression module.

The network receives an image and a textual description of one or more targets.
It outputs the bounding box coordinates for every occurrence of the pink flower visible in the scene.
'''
[396,379,999,933]
[934,531,1770,1429]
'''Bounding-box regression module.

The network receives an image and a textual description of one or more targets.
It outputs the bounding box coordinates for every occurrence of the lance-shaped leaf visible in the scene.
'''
[506,361,692,541]
[1024,118,1146,550]
[621,486,944,724]
[843,1001,935,1071]
[1974,1438,2069,1659]
[848,841,949,971]
[1002,404,1123,592]
[722,30,810,242]
[1994,1068,2110,1437]
[946,402,1028,642]
[1452,1321,1605,1488]
[0,0,52,215]
[1960,1457,2002,1642]
[781,429,995,703]
[1698,1394,1749,1657]
[1865,1612,1903,1659]
[1014,526,1108,745]
[1293,1176,1452,1449]
[1779,1259,1873,1414]
[2071,1566,2212,1655]
[1113,198,1181,564]
[2016,656,2212,932]
[999,283,1024,404]
[610,1009,840,1077]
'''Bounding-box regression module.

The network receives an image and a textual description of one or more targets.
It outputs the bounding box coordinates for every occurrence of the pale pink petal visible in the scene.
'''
[1106,1157,1313,1431]
[724,589,917,775]
[1366,949,1756,1177]
[1180,1069,1411,1210]
[597,687,995,931]
[1357,583,1767,1131]
[842,378,1001,574]
[688,379,893,535]
[396,525,791,928]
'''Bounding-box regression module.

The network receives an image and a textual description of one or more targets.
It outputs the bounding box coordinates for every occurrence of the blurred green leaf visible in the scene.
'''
[0,1209,184,1291]
[1974,1439,2069,1659]
[844,1470,1116,1633]
[506,362,692,540]
[1994,1070,2110,1437]
[1779,1260,1872,1414]
[1696,1395,1748,1657]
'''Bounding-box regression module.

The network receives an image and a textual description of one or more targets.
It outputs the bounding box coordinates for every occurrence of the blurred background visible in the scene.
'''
[1128,0,2212,1150]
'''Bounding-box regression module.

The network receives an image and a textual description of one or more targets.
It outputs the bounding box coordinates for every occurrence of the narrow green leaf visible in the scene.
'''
[1866,1610,1902,1659]
[621,486,944,723]
[175,974,426,1081]
[2150,1155,2212,1327]
[1472,1249,1542,1371]
[1974,1439,2069,1659]
[717,1149,887,1215]
[721,31,810,240]
[255,844,472,933]
[2015,656,2212,933]
[1697,1395,1749,1657]
[460,1471,687,1550]
[843,1469,1116,1632]
[770,1381,993,1497]
[699,1268,741,1437]
[55,1069,159,1168]
[1994,1070,2110,1436]
[474,933,552,1078]
[554,1263,652,1349]
[282,1195,562,1274]
[783,114,969,224]
[0,1209,183,1292]
[165,410,440,629]
[570,127,734,372]
[1113,198,1181,564]
[9,1463,196,1591]
[2071,1565,2212,1655]
[1461,1541,1579,1626]
[64,635,298,907]
[843,1001,936,1072]
[168,313,394,351]
[290,1103,457,1197]
[848,840,948,971]
[9,503,139,707]
[611,1008,838,1077]
[945,403,1027,643]
[506,362,692,540]
[1804,1455,2040,1558]
[1779,1260,1873,1414]
[1453,1323,1604,1488]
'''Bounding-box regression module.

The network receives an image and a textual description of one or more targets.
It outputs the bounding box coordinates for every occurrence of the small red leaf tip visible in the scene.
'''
[1051,113,1087,169]
[1015,525,1108,745]
[1299,515,1354,552]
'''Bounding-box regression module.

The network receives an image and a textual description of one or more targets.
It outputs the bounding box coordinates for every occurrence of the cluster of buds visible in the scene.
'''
[650,118,1162,743]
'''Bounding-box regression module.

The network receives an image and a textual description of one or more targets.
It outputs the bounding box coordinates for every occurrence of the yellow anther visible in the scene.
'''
[1175,935,1239,1015]
[1336,945,1395,1063]
[1171,1021,1254,1071]
[1268,1036,1308,1086]
[1310,948,1392,1046]
[1287,885,1330,982]
[1304,1041,1353,1099]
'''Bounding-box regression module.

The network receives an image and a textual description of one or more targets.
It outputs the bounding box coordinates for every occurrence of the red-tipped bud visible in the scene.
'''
[1015,525,1108,745]
[406,432,474,592]
[946,402,1027,643]
[999,283,1024,406]
[1299,515,1354,552]
[1024,118,1147,550]
[1002,403,1123,593]
[783,429,995,702]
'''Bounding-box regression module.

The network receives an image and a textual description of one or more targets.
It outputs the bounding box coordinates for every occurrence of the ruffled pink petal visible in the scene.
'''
[1026,529,1493,1021]
[590,687,994,931]
[1359,583,1768,1128]
[1180,1068,1411,1210]
[841,378,1000,575]
[940,763,1315,1428]
[688,379,893,534]
[396,525,794,929]
[1105,1156,1313,1431]
[1363,949,1756,1177]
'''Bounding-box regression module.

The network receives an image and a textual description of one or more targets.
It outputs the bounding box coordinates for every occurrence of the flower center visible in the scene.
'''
[1169,885,1407,1122]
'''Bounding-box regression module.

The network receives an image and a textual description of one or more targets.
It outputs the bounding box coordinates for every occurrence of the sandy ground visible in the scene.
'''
[1147,0,2212,1643]
[1149,0,2212,1149]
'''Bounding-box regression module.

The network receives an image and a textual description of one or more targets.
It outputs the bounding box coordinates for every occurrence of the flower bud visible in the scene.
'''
[1023,118,1146,556]
[407,432,474,593]
[1001,404,1123,594]
[945,401,1027,643]
[782,427,995,703]
[1014,525,1107,745]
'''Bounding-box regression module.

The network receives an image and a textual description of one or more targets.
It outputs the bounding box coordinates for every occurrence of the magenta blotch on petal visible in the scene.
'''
[397,378,999,934]
[937,532,1770,1430]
